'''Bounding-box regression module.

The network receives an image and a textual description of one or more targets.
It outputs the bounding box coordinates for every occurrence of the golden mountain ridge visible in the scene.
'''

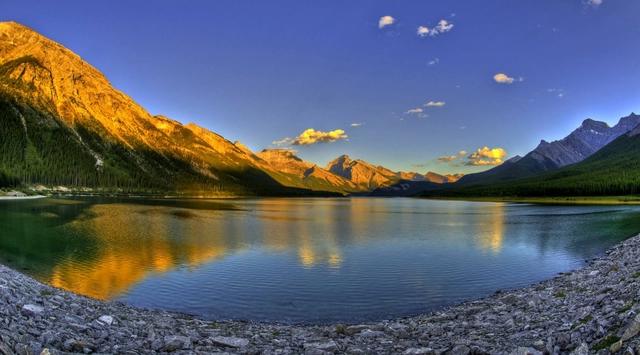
[0,21,460,195]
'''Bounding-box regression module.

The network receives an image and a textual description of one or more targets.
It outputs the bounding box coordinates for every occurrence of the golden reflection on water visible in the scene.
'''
[257,199,344,268]
[47,200,362,300]
[43,200,510,300]
[49,204,232,299]
[474,203,505,253]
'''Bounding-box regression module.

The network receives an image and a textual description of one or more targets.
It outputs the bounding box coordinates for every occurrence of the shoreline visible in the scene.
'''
[0,194,46,200]
[2,237,640,353]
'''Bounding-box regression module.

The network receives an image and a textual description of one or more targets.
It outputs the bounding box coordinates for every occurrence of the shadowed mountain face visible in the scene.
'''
[456,113,640,186]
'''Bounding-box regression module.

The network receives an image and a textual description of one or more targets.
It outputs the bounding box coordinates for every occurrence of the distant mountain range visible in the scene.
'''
[429,122,640,197]
[0,22,458,196]
[456,114,640,186]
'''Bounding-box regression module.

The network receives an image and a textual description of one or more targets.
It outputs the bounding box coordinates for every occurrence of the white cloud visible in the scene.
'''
[378,16,396,29]
[466,146,507,166]
[587,0,603,6]
[273,128,349,146]
[425,101,446,107]
[350,122,364,127]
[428,57,440,66]
[493,73,523,84]
[293,128,348,145]
[405,107,424,114]
[435,19,454,34]
[417,19,454,38]
[417,26,430,37]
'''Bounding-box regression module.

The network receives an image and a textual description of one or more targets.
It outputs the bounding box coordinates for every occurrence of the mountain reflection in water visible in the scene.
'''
[1,197,639,323]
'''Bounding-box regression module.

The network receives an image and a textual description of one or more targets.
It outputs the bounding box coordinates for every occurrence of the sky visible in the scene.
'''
[2,0,639,174]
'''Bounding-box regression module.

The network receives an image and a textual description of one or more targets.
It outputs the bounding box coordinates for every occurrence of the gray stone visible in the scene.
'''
[210,336,249,348]
[404,348,436,355]
[622,315,640,341]
[304,340,338,352]
[610,340,623,354]
[510,347,542,355]
[448,344,471,355]
[98,315,114,326]
[344,325,369,335]
[163,335,191,351]
[570,343,589,355]
[21,304,43,316]
[357,329,385,338]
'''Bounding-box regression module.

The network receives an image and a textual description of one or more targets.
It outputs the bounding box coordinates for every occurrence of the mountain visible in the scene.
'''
[456,114,640,186]
[428,126,640,197]
[0,22,331,196]
[0,22,463,196]
[424,171,464,184]
[256,149,363,193]
[324,155,463,196]
[326,155,399,190]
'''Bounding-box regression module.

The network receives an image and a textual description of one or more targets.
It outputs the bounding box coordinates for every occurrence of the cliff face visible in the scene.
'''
[326,155,399,189]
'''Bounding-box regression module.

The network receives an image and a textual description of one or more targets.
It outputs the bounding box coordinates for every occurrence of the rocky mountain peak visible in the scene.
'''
[580,118,609,131]
[615,113,640,132]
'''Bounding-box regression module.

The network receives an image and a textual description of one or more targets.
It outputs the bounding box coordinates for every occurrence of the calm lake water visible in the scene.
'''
[1,197,639,323]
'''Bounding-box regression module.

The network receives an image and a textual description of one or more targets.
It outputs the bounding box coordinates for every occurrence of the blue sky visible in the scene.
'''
[2,0,639,173]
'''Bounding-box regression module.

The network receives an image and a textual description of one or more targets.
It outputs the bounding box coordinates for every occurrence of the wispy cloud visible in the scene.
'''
[587,0,603,7]
[427,57,440,66]
[547,88,565,98]
[466,147,507,166]
[437,155,459,163]
[493,73,523,85]
[405,107,424,114]
[425,101,446,107]
[272,137,294,146]
[350,122,364,127]
[418,20,455,38]
[378,16,396,29]
[437,150,467,163]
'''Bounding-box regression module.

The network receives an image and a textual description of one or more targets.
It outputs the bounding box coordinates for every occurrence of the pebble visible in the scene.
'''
[97,315,114,326]
[21,304,43,316]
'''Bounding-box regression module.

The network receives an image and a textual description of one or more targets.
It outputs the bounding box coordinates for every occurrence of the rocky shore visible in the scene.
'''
[3,236,640,354]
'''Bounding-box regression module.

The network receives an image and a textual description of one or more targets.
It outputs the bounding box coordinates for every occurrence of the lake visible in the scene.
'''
[1,197,639,323]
